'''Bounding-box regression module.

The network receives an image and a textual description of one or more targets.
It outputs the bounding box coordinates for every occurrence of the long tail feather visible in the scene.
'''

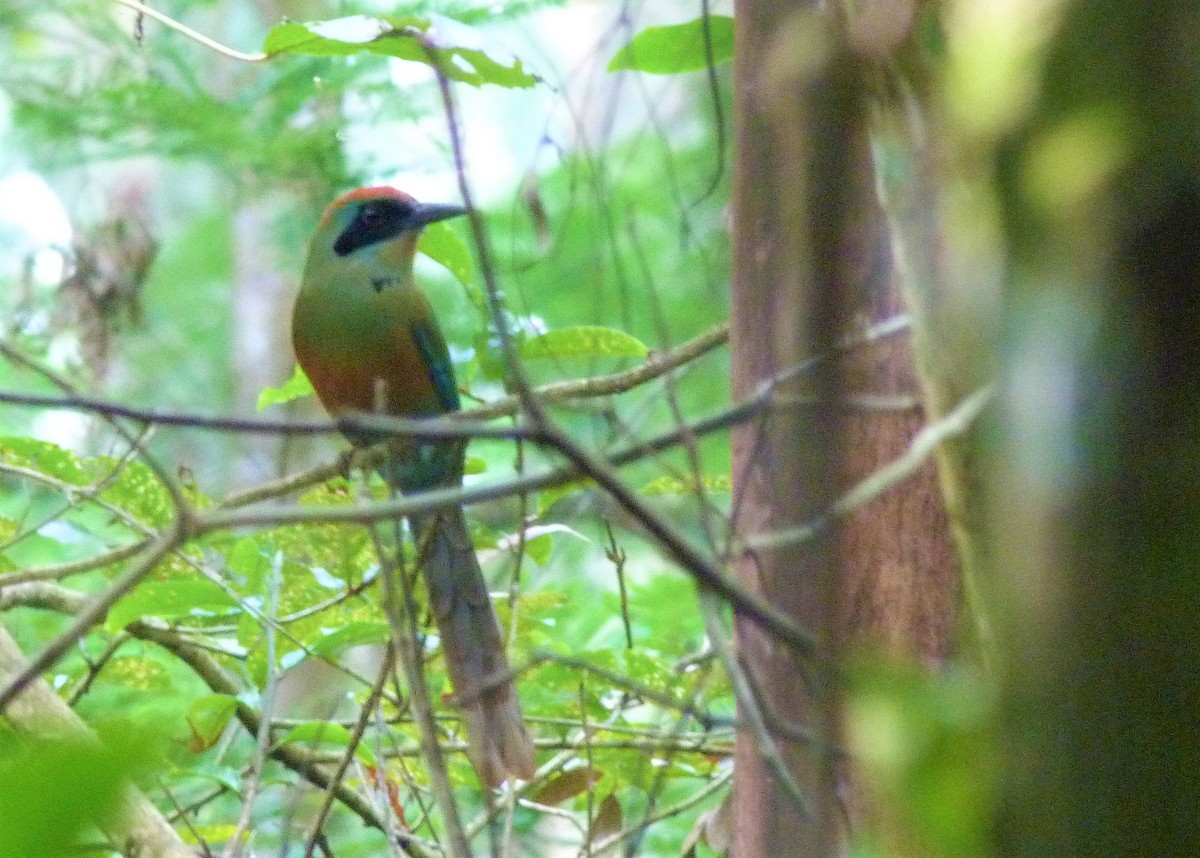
[411,508,535,788]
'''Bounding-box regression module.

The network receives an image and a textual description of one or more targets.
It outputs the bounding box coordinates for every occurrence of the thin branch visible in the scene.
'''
[590,769,731,855]
[112,0,268,62]
[66,630,132,706]
[0,319,728,437]
[224,554,283,858]
[375,518,473,858]
[304,647,397,857]
[0,582,415,850]
[698,591,812,817]
[303,734,732,762]
[130,622,421,849]
[0,520,186,712]
[0,539,151,585]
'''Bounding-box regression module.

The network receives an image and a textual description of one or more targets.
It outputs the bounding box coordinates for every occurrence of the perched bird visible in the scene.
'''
[292,186,535,787]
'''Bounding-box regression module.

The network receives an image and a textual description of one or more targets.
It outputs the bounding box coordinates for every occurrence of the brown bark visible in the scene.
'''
[730,6,851,855]
[730,5,960,855]
[836,188,958,665]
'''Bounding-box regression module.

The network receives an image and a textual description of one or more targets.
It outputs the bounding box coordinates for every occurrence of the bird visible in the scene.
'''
[291,186,535,788]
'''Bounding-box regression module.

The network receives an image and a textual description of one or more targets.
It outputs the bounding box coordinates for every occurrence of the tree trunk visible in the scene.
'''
[730,4,963,854]
[730,6,852,854]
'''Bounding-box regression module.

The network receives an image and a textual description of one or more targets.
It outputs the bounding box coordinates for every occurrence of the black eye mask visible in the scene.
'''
[333,198,414,257]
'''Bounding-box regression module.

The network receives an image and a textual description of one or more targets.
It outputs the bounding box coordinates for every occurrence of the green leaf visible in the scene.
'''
[97,656,172,691]
[521,326,648,360]
[227,537,268,591]
[263,16,537,88]
[0,436,89,485]
[463,454,488,475]
[277,721,378,767]
[107,575,236,631]
[526,533,553,566]
[608,16,734,75]
[419,221,473,285]
[537,478,593,516]
[258,364,314,409]
[186,694,240,752]
[98,458,177,527]
[308,621,391,658]
[640,473,731,495]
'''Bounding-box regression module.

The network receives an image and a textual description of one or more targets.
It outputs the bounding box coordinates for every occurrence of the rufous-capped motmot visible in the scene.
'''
[291,186,535,788]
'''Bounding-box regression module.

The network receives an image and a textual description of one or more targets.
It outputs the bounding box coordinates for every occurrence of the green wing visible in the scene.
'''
[410,321,461,414]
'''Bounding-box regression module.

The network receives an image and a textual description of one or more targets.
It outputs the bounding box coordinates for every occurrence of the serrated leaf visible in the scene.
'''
[186,694,240,752]
[258,364,314,409]
[277,721,378,767]
[532,766,604,805]
[263,16,537,88]
[309,621,392,658]
[419,221,473,284]
[640,473,731,496]
[608,16,734,75]
[521,326,648,360]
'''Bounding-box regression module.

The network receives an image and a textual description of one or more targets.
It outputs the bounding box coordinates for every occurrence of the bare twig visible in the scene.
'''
[375,517,473,858]
[591,769,731,855]
[224,553,283,858]
[0,319,728,437]
[112,0,267,62]
[303,647,397,857]
[604,521,633,651]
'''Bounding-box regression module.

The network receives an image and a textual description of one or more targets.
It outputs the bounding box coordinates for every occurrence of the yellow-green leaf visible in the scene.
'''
[640,474,731,495]
[464,454,488,476]
[97,656,172,691]
[521,326,648,360]
[608,16,734,75]
[420,220,473,285]
[257,364,314,409]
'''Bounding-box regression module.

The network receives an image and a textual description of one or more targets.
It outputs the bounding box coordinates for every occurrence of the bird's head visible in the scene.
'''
[316,186,467,259]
